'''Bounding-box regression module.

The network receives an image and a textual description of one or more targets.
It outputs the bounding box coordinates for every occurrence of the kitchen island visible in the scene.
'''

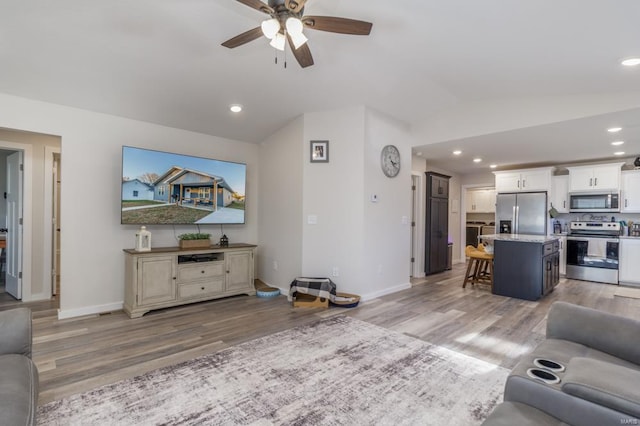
[480,234,560,301]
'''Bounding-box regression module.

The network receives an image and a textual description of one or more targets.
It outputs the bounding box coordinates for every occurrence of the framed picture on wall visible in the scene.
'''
[310,140,329,163]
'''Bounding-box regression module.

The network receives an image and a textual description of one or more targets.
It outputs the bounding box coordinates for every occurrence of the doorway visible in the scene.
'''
[0,130,59,303]
[410,173,425,278]
[0,145,28,301]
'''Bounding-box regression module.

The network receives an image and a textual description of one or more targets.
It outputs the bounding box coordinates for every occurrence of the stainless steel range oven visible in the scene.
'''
[566,221,620,284]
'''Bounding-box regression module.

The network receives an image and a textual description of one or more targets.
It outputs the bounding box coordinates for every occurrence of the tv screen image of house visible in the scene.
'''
[121,146,246,225]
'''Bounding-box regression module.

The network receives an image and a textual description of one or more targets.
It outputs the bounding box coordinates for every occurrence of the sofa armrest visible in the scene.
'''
[0,308,33,358]
[562,357,640,420]
[546,302,640,365]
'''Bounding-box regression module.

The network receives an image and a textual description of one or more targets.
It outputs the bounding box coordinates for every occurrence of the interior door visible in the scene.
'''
[52,155,60,295]
[6,151,23,299]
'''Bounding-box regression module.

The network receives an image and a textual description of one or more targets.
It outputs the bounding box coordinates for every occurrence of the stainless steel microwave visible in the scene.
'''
[569,192,619,213]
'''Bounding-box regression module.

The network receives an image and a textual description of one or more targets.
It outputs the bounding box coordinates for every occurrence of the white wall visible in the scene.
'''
[257,116,304,290]
[299,107,413,299]
[363,109,413,297]
[0,93,259,318]
[301,107,367,295]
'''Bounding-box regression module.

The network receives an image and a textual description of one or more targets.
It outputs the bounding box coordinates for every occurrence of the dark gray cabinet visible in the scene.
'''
[493,240,560,301]
[425,172,451,275]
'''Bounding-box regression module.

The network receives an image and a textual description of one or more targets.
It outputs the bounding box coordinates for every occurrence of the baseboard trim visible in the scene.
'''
[360,282,412,302]
[58,302,124,320]
[257,280,412,303]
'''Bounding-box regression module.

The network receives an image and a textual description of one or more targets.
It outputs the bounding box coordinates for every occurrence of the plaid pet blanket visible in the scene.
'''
[288,277,337,302]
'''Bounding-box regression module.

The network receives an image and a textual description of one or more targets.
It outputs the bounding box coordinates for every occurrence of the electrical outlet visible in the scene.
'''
[273,261,278,271]
[332,267,339,277]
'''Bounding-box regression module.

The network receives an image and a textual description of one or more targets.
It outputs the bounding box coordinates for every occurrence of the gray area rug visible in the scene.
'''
[38,316,508,425]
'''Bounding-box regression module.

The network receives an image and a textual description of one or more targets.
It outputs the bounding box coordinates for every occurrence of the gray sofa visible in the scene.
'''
[0,308,39,426]
[483,301,640,426]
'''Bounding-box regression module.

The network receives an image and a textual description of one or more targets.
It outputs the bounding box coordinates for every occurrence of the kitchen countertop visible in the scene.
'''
[479,234,560,243]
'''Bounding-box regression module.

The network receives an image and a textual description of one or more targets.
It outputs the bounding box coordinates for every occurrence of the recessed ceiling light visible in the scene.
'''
[230,104,242,113]
[611,141,625,146]
[490,164,497,169]
[614,151,625,156]
[621,58,640,67]
[416,152,423,156]
[453,150,462,155]
[473,158,482,163]
[607,127,622,133]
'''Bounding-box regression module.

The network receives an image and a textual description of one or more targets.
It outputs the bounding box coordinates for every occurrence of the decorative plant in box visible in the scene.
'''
[178,233,211,249]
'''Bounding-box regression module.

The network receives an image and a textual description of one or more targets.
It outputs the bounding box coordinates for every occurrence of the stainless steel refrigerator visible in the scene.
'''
[496,192,547,235]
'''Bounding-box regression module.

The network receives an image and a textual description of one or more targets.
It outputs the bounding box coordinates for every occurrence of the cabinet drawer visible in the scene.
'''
[543,242,558,256]
[179,279,225,299]
[177,262,224,281]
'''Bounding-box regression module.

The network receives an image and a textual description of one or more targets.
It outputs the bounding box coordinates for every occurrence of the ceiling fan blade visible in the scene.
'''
[285,0,308,13]
[222,27,264,48]
[287,34,314,68]
[302,16,372,35]
[236,0,274,15]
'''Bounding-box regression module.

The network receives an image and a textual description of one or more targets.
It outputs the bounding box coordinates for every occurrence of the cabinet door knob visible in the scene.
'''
[173,277,176,280]
[201,287,205,290]
[201,270,205,274]
[226,270,230,274]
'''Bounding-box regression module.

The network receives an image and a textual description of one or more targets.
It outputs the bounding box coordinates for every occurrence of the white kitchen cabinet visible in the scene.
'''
[557,236,566,276]
[619,238,640,285]
[551,176,569,213]
[466,189,496,213]
[621,170,640,213]
[494,168,553,193]
[567,163,623,192]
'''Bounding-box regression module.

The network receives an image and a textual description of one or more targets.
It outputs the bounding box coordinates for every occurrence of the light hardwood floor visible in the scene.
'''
[2,262,640,406]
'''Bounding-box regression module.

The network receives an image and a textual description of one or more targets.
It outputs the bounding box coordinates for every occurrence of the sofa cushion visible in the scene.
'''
[547,301,640,366]
[481,401,567,425]
[562,357,640,419]
[504,343,638,426]
[0,354,39,426]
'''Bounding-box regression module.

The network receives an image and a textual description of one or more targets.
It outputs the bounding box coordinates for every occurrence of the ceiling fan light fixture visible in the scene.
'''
[289,31,308,49]
[270,32,286,51]
[261,18,281,39]
[286,17,304,35]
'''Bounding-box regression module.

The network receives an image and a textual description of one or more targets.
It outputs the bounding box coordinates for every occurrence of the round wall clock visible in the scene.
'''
[380,144,401,177]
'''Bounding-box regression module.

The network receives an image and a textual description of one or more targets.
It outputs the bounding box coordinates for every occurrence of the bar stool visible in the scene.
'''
[463,244,494,290]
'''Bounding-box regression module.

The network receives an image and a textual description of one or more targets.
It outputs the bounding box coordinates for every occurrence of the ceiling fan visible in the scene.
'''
[222,0,373,68]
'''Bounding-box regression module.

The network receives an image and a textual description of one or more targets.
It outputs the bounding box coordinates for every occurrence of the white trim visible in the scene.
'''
[57,301,124,320]
[0,140,33,301]
[360,282,412,302]
[43,146,60,301]
[264,281,412,304]
[411,172,425,278]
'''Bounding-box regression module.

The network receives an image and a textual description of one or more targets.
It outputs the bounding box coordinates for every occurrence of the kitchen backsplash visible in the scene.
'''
[552,213,640,234]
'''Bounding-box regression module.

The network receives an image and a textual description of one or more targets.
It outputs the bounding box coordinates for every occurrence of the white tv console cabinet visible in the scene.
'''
[123,243,256,318]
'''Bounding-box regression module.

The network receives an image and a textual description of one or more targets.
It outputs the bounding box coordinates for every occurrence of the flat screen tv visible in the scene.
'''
[121,146,246,225]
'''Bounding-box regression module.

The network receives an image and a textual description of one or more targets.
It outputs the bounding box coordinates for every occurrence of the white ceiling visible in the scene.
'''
[1,0,639,173]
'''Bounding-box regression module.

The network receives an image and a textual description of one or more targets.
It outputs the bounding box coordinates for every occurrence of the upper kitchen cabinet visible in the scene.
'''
[621,170,640,213]
[567,163,624,192]
[494,167,553,193]
[466,189,496,213]
[551,175,569,213]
